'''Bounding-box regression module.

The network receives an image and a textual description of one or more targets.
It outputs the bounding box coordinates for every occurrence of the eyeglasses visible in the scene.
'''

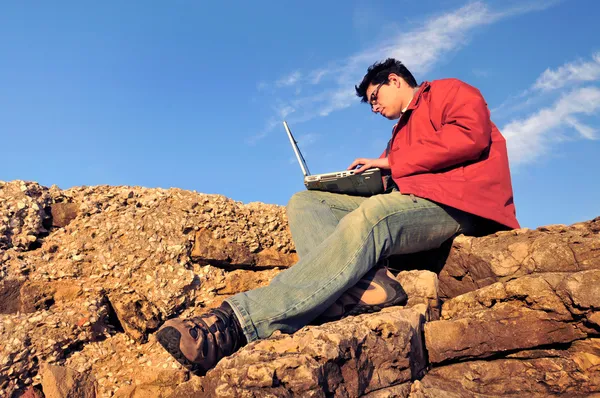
[369,81,387,108]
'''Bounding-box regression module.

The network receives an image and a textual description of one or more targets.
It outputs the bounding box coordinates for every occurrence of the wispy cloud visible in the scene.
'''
[533,53,600,91]
[503,87,600,165]
[493,52,600,116]
[276,71,302,88]
[252,1,557,143]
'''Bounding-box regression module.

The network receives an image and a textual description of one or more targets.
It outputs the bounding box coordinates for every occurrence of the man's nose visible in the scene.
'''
[371,103,381,113]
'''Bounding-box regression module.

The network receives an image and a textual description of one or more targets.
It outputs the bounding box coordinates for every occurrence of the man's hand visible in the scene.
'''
[347,157,390,174]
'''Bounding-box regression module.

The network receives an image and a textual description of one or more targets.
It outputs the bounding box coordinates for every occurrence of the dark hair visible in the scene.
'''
[355,58,418,102]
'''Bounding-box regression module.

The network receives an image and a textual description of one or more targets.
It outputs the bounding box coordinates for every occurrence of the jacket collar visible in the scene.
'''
[404,81,430,112]
[391,82,430,136]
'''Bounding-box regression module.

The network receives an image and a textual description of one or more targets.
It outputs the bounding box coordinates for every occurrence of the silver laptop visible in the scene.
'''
[283,121,383,196]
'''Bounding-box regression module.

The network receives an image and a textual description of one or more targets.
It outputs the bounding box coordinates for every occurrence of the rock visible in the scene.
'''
[1,179,599,396]
[425,270,600,363]
[0,181,52,251]
[0,294,111,395]
[415,338,600,397]
[255,247,298,267]
[108,292,163,343]
[168,376,205,398]
[438,217,600,299]
[191,228,254,265]
[215,268,281,296]
[62,333,184,398]
[0,279,23,314]
[395,270,440,320]
[40,363,97,398]
[363,382,411,397]
[113,369,188,398]
[20,386,45,398]
[50,202,79,228]
[199,306,427,397]
[191,228,297,267]
[20,280,83,313]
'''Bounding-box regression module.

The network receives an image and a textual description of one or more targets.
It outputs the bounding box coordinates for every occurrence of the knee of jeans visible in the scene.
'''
[286,190,318,216]
[346,195,391,228]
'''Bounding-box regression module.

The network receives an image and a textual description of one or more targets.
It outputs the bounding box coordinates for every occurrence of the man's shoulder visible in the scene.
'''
[427,78,482,100]
[429,78,471,91]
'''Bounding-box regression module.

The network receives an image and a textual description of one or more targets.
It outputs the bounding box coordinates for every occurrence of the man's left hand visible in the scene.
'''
[347,157,390,174]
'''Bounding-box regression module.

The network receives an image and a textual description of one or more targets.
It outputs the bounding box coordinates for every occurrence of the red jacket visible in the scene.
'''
[385,79,520,229]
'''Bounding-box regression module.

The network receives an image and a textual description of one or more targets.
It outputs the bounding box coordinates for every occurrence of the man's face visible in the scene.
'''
[366,74,405,120]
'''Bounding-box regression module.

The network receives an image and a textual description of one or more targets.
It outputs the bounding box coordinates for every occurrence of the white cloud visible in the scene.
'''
[270,2,501,126]
[276,71,302,87]
[502,87,600,165]
[308,69,329,84]
[252,0,559,144]
[276,104,296,119]
[533,53,600,91]
[246,118,279,145]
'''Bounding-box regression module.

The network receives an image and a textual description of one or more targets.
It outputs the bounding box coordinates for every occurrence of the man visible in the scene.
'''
[156,58,520,375]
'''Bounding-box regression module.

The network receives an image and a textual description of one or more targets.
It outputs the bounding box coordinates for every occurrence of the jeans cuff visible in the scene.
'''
[225,296,259,343]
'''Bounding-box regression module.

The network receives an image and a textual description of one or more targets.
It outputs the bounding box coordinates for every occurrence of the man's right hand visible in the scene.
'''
[347,157,390,174]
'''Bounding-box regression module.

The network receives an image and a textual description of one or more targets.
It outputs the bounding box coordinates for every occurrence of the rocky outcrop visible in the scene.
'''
[437,220,600,299]
[1,180,599,397]
[0,181,295,396]
[193,305,427,397]
[412,338,600,397]
[39,364,97,398]
[425,270,600,363]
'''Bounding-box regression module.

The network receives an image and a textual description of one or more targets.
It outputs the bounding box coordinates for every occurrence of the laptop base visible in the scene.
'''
[304,168,383,196]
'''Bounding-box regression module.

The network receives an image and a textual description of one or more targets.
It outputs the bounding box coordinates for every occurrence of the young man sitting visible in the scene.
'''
[156,58,520,375]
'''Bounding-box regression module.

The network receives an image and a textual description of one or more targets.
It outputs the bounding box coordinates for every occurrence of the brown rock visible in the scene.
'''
[20,386,45,398]
[114,369,188,398]
[191,228,254,265]
[20,280,82,313]
[199,306,427,397]
[215,268,280,296]
[191,228,297,268]
[0,279,22,314]
[2,179,599,396]
[108,292,163,343]
[425,270,600,363]
[50,202,79,228]
[40,363,97,398]
[426,302,584,364]
[0,180,52,251]
[255,247,298,267]
[416,339,600,397]
[438,218,600,299]
[363,382,411,397]
[167,376,204,398]
[395,270,440,320]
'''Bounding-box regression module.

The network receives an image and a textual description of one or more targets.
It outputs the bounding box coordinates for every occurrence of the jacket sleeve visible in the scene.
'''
[391,81,492,177]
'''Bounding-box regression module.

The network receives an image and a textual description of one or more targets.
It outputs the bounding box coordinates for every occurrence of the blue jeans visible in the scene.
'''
[226,190,478,343]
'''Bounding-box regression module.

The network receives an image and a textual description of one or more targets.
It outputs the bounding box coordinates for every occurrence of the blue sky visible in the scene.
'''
[1,0,598,229]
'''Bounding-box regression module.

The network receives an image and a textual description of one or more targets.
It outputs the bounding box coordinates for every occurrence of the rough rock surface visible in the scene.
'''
[196,305,427,397]
[0,181,294,396]
[438,219,600,299]
[425,270,600,363]
[39,363,97,398]
[414,339,600,397]
[1,179,599,397]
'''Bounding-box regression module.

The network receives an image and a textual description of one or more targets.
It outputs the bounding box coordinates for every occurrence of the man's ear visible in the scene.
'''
[388,73,402,88]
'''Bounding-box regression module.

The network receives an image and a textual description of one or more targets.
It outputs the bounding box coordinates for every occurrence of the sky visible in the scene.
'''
[1,0,599,229]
